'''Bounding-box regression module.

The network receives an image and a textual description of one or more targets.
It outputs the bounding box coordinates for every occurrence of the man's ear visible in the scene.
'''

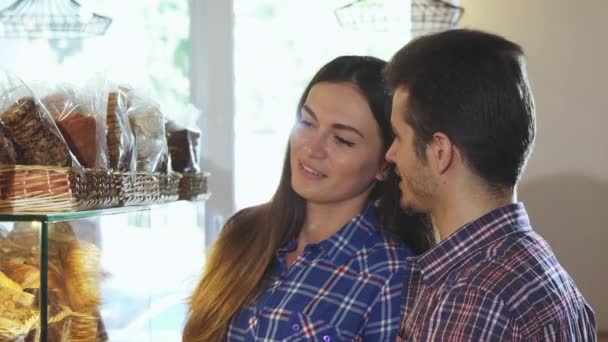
[376,161,391,181]
[428,132,454,175]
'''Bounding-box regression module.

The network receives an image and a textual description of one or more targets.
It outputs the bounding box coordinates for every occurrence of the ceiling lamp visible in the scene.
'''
[334,0,464,36]
[0,0,112,39]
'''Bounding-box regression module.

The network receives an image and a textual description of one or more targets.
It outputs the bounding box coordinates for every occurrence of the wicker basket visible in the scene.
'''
[0,165,123,213]
[114,172,161,206]
[80,169,121,210]
[0,165,84,213]
[158,173,182,203]
[0,165,209,212]
[178,172,209,201]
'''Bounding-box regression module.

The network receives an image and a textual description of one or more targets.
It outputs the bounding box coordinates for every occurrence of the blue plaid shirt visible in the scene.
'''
[227,204,412,341]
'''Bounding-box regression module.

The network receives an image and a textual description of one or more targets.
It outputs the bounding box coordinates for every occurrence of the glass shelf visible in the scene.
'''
[0,205,152,223]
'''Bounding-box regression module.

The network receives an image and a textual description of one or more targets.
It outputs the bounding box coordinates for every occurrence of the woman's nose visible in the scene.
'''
[305,133,328,158]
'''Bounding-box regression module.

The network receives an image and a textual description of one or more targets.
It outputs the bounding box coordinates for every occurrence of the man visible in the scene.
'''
[384,29,596,341]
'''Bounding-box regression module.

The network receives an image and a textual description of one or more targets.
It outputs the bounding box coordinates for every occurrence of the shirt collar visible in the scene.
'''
[415,202,532,287]
[277,203,381,265]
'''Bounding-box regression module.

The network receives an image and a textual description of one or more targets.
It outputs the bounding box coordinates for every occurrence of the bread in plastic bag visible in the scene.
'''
[0,72,79,168]
[105,84,136,172]
[165,104,201,173]
[40,84,108,169]
[126,90,169,173]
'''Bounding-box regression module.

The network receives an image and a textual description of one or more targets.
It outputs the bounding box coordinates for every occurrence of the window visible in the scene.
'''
[0,0,189,109]
[233,0,411,209]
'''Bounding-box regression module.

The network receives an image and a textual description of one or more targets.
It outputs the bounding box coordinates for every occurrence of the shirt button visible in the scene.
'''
[323,336,331,342]
[292,324,300,331]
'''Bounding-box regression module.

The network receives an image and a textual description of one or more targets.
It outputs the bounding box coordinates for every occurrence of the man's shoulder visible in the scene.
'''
[444,231,590,330]
[450,230,564,294]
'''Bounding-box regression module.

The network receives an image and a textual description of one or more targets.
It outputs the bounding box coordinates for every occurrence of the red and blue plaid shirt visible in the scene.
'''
[397,203,596,341]
[227,204,412,341]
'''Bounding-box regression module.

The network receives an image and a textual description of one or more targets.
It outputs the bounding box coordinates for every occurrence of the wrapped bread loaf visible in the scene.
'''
[42,88,102,169]
[0,121,19,164]
[56,112,97,168]
[129,103,167,173]
[0,97,71,167]
[166,120,201,173]
[106,90,135,171]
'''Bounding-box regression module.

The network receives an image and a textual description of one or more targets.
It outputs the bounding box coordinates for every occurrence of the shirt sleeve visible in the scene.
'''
[360,270,406,341]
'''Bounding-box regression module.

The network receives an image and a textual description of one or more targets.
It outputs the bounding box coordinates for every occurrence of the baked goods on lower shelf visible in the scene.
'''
[0,286,39,341]
[0,224,104,341]
[62,240,101,314]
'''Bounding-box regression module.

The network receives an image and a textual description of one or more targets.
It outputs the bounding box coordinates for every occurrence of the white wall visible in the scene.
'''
[461,0,608,331]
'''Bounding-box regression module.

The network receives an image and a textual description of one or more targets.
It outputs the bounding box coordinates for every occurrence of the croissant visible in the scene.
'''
[0,270,21,292]
[0,286,38,341]
[0,262,39,289]
[61,240,101,314]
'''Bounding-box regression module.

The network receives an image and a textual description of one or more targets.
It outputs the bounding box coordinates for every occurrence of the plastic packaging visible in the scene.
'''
[165,103,202,173]
[40,84,108,169]
[126,90,169,173]
[102,83,136,172]
[0,71,79,168]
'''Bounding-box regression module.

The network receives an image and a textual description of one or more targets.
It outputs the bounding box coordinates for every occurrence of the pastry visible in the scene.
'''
[0,262,39,289]
[0,270,21,291]
[0,286,38,341]
[62,240,101,314]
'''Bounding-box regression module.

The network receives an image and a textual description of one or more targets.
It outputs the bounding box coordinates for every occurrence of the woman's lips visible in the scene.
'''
[298,162,327,179]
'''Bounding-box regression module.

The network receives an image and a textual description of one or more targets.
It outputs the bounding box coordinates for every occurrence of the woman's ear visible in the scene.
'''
[376,161,390,181]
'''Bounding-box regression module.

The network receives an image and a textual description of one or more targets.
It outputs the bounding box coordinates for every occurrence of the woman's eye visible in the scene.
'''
[335,136,355,147]
[298,119,314,127]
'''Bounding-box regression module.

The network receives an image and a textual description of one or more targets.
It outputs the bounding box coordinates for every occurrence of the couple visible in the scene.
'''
[184,29,597,341]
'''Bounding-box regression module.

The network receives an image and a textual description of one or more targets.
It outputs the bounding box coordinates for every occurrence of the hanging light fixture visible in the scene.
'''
[0,0,112,39]
[334,0,409,32]
[334,0,463,35]
[412,0,464,37]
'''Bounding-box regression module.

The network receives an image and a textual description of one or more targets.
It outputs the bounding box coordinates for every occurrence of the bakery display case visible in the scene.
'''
[0,200,207,341]
[0,61,208,342]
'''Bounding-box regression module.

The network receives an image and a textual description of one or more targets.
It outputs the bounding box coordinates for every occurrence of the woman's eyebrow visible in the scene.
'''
[302,104,365,138]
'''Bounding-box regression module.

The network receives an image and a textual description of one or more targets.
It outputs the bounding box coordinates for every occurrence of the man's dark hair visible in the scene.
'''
[384,29,536,191]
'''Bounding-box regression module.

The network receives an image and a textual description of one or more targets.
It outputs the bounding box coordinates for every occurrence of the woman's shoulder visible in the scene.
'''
[220,203,270,237]
[365,227,415,260]
[342,228,413,278]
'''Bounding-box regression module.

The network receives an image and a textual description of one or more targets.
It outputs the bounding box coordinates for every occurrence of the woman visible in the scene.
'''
[183,56,435,341]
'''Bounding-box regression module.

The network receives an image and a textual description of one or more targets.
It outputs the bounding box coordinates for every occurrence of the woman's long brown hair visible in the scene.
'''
[182,56,435,342]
